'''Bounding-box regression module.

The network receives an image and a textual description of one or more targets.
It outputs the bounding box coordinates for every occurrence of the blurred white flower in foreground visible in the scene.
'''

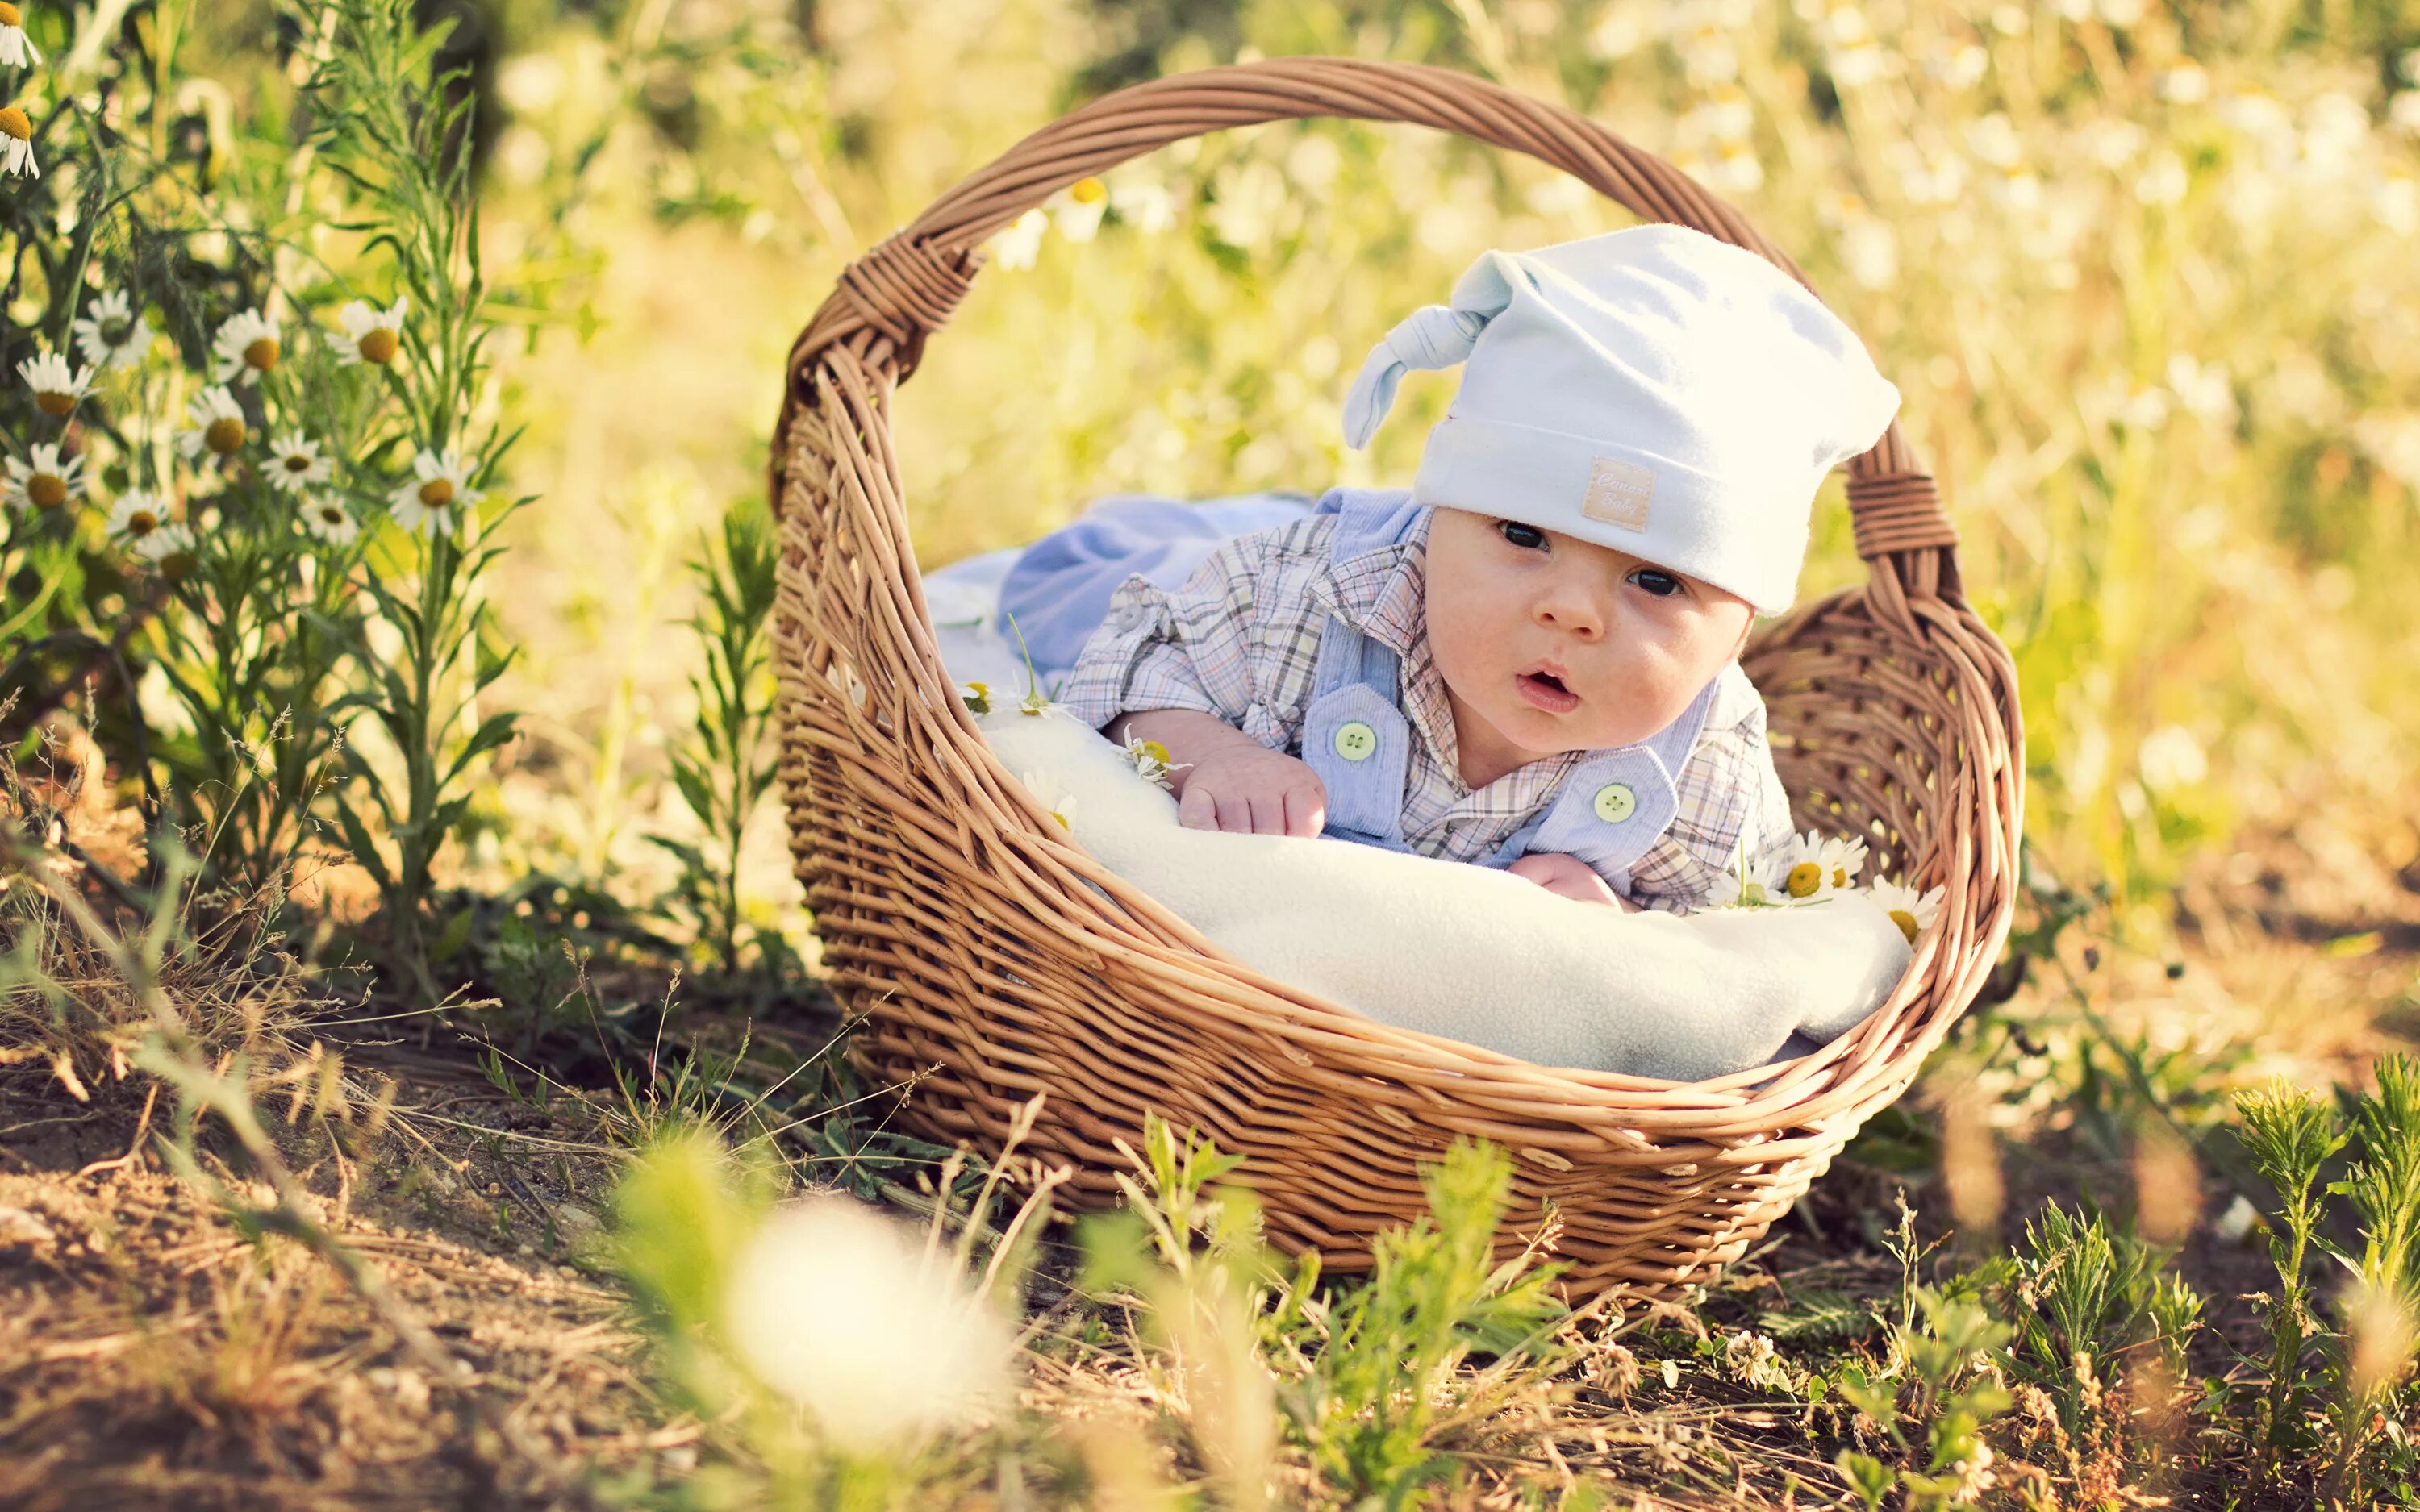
[720,1195,1015,1452]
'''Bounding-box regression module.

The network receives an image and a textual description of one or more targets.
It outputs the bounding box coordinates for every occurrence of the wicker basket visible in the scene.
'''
[768,58,2025,1295]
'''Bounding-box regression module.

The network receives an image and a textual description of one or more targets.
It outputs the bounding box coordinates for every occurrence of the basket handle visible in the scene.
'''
[778,56,1961,600]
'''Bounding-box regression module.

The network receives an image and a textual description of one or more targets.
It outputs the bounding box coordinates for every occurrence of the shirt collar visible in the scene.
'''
[1308,505,1431,657]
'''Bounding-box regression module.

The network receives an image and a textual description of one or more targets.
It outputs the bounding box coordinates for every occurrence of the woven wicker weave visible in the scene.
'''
[769,57,2025,1295]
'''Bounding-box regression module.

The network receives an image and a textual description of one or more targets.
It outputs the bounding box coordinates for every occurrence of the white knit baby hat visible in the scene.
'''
[1341,223,1901,615]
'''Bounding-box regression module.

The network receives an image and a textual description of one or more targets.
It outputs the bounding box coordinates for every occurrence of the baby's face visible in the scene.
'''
[1422,506,1756,767]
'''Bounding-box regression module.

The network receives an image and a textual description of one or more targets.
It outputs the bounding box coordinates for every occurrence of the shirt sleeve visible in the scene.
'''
[1624,694,1792,915]
[1049,527,1296,749]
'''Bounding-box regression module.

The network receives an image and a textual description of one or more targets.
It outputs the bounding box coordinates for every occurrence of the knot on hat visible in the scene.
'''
[1341,303,1493,449]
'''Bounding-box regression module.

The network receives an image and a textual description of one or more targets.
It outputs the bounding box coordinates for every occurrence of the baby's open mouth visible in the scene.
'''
[1515,668,1580,713]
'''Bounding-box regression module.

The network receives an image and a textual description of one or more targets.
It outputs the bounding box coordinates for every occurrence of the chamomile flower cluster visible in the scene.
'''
[1709,826,1943,943]
[6,273,465,561]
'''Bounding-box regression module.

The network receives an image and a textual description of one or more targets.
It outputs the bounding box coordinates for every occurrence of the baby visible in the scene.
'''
[998,224,1901,914]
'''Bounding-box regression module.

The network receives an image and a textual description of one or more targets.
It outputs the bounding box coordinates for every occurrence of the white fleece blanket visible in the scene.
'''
[925,551,1911,1082]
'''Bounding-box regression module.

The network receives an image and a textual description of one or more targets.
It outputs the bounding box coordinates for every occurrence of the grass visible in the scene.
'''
[6,0,2420,1506]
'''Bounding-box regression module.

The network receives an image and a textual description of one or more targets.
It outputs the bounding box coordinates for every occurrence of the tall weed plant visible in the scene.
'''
[2,0,549,993]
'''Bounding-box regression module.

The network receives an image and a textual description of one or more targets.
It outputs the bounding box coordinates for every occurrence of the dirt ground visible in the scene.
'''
[0,1038,674,1511]
[2,807,2414,1510]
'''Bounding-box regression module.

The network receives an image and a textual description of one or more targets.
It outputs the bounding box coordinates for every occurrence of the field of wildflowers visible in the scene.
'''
[6,0,2420,1506]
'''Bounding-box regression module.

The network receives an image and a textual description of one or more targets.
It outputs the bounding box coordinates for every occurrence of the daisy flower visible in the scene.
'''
[176,385,248,459]
[298,494,360,547]
[0,3,41,68]
[1019,769,1077,832]
[1817,831,1870,891]
[387,445,481,536]
[1708,838,1788,910]
[1123,735,1178,792]
[1108,173,1176,235]
[1870,875,1946,943]
[1049,176,1108,243]
[1772,831,1841,903]
[959,681,992,715]
[2,443,83,514]
[0,102,35,180]
[107,489,170,546]
[984,208,1048,271]
[73,290,155,372]
[210,310,282,385]
[17,350,91,416]
[336,296,407,366]
[137,520,197,577]
[265,433,332,492]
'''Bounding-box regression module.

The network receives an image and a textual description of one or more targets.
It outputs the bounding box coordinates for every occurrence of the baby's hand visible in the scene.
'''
[1508,852,1641,910]
[1175,742,1329,838]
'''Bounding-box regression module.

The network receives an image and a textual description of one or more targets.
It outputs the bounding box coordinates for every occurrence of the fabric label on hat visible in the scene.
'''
[1582,456,1655,531]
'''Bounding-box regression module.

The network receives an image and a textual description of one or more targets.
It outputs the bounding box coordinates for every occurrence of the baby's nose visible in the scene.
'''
[1537,601,1605,640]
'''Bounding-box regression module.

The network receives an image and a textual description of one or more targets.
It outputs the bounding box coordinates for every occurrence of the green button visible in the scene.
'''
[1592,781,1638,823]
[1332,720,1379,763]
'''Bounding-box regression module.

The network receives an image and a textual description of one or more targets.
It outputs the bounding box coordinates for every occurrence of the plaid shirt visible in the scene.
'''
[1052,507,1796,913]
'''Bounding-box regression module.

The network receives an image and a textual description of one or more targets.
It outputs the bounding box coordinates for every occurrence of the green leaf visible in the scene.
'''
[430,904,474,964]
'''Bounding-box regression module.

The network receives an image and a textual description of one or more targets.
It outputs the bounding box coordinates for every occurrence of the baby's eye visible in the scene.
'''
[1495,519,1547,551]
[1628,568,1684,599]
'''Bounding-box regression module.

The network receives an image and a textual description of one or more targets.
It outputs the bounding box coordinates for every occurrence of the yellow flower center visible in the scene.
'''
[244,336,280,371]
[1833,865,1849,888]
[358,327,398,364]
[1051,810,1070,831]
[1070,175,1107,203]
[35,390,75,417]
[204,416,246,455]
[1889,908,1918,943]
[99,317,131,344]
[1742,881,1767,906]
[282,452,313,473]
[28,473,66,509]
[1786,861,1822,898]
[127,510,158,535]
[1139,739,1170,766]
[318,505,346,525]
[417,477,453,507]
[0,107,28,143]
[0,5,22,28]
